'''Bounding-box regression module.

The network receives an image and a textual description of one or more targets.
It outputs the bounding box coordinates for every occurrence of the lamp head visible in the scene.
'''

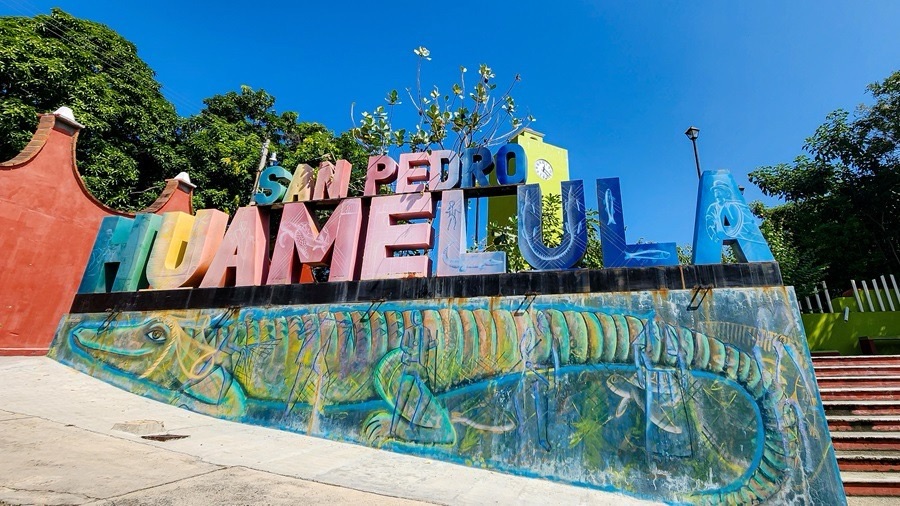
[684,126,700,141]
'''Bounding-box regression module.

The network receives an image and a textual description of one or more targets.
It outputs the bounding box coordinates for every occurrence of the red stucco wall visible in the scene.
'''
[0,112,193,355]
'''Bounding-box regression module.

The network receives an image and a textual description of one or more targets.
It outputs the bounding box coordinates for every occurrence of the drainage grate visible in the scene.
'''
[141,434,189,442]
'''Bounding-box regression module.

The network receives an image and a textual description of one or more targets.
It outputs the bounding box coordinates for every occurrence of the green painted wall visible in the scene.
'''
[804,310,900,355]
[833,290,900,312]
[803,290,900,354]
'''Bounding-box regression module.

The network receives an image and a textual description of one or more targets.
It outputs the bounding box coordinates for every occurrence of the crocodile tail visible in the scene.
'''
[677,322,791,504]
[692,405,789,505]
[509,309,792,503]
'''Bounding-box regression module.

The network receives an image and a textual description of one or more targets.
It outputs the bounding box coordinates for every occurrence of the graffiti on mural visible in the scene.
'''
[49,289,842,504]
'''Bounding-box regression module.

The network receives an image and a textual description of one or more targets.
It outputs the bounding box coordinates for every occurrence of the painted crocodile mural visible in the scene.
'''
[49,289,844,504]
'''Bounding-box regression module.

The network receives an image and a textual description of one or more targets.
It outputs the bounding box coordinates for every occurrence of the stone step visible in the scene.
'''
[811,350,842,357]
[813,355,900,367]
[824,400,900,416]
[832,432,900,452]
[814,364,900,377]
[836,451,900,472]
[841,471,900,496]
[817,376,900,389]
[830,416,900,432]
[820,387,900,402]
[815,358,900,496]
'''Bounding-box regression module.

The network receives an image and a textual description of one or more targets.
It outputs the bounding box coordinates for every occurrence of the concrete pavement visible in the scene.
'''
[0,357,657,505]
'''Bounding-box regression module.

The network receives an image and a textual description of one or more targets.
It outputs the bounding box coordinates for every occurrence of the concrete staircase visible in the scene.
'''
[814,354,900,496]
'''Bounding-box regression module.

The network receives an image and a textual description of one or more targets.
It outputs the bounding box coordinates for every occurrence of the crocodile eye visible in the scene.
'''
[145,328,166,343]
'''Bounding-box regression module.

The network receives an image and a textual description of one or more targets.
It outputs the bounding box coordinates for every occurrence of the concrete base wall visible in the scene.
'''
[49,283,845,504]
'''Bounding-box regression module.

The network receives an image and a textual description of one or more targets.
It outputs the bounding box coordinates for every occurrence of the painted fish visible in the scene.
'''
[604,189,617,226]
[440,247,505,272]
[624,249,672,261]
[606,372,683,434]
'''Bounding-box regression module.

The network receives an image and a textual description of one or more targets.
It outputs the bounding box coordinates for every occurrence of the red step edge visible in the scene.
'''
[843,480,900,496]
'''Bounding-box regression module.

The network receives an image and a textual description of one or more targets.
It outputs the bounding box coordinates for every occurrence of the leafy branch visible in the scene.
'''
[352,46,534,156]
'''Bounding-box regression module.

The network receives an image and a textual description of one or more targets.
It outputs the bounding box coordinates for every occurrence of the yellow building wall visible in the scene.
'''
[487,129,570,240]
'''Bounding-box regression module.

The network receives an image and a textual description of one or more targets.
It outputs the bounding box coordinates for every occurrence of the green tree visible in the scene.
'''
[1,10,368,214]
[0,8,183,210]
[179,85,369,213]
[352,46,533,155]
[676,244,693,265]
[675,244,737,266]
[749,203,825,296]
[749,70,900,292]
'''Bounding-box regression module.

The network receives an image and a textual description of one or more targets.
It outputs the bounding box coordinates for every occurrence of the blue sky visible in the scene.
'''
[3,0,899,246]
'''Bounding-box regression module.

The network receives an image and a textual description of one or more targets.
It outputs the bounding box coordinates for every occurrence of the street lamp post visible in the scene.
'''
[684,126,701,179]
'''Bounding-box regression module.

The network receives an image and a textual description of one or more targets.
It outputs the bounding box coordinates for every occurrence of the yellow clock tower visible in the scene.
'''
[487,128,570,240]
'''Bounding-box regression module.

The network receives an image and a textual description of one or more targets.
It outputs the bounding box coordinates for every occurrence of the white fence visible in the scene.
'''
[801,275,900,314]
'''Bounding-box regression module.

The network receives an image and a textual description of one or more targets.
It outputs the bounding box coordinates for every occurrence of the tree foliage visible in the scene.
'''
[749,203,825,296]
[179,86,368,213]
[749,70,900,292]
[352,46,534,155]
[0,10,368,214]
[0,8,183,210]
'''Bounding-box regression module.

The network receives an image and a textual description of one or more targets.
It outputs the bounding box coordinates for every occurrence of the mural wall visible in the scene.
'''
[49,287,844,505]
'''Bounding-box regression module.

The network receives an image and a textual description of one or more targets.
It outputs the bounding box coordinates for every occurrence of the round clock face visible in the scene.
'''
[535,159,553,180]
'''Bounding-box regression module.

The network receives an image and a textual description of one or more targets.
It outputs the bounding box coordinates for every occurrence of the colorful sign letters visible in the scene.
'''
[598,178,678,268]
[78,145,775,293]
[692,170,774,264]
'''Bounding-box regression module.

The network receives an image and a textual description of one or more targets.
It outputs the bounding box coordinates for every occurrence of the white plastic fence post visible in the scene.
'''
[862,280,876,312]
[882,275,896,311]
[851,280,865,312]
